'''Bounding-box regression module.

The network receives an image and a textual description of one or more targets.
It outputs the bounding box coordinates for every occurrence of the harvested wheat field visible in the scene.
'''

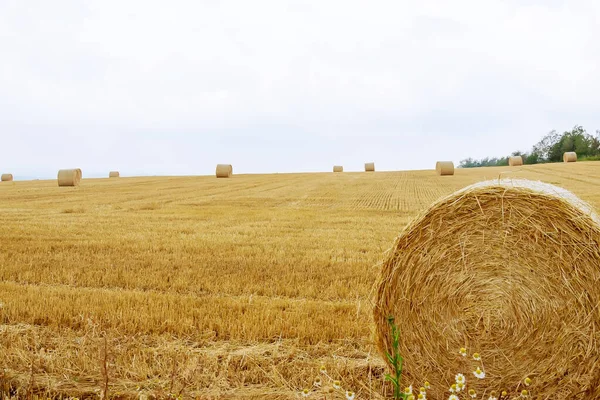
[2,162,600,399]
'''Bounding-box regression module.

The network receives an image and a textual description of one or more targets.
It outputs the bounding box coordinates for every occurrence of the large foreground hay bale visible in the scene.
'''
[374,179,600,398]
[435,161,454,175]
[109,171,120,178]
[216,164,233,178]
[333,166,343,172]
[563,151,577,162]
[57,169,82,187]
[508,155,524,166]
[365,162,375,172]
[1,174,13,182]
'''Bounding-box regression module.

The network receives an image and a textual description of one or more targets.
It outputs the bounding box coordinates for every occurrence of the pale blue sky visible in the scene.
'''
[1,0,599,179]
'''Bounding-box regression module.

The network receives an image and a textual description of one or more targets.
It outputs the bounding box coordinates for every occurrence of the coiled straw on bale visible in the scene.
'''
[57,169,82,187]
[216,164,233,178]
[563,151,577,163]
[109,171,120,178]
[435,161,454,175]
[1,174,13,182]
[374,179,600,399]
[508,155,524,166]
[365,162,375,172]
[333,166,343,172]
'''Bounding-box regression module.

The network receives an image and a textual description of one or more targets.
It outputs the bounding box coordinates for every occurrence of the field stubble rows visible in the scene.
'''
[1,163,600,398]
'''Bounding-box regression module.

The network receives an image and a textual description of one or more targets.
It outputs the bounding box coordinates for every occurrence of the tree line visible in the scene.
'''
[459,126,600,168]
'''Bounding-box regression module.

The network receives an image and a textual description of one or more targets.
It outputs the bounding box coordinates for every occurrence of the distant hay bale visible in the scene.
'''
[1,174,13,182]
[216,164,233,178]
[563,151,577,163]
[365,162,375,172]
[333,166,343,172]
[435,161,454,176]
[374,179,600,399]
[109,171,120,178]
[508,155,524,166]
[57,169,82,187]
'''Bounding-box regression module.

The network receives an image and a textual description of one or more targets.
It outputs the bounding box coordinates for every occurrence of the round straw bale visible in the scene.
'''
[333,166,343,173]
[216,164,233,178]
[109,171,120,178]
[57,169,82,187]
[563,151,577,163]
[508,155,524,166]
[374,179,600,398]
[435,161,454,175]
[365,162,375,172]
[1,174,13,182]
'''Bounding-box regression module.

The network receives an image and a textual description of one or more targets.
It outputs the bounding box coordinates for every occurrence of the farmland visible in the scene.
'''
[1,162,600,399]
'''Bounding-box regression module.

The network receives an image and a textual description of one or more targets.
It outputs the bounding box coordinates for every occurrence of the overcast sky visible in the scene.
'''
[1,1,599,179]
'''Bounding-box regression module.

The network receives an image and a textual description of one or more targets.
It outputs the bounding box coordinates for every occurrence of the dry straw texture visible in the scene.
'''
[215,164,233,178]
[564,151,577,163]
[374,179,600,399]
[109,171,120,178]
[333,166,343,172]
[4,165,600,398]
[435,161,454,175]
[365,162,375,172]
[1,173,13,181]
[57,169,82,187]
[508,155,524,166]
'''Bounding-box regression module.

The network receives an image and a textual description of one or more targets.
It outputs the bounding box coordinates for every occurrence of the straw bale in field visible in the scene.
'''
[57,169,82,187]
[365,162,375,172]
[435,161,454,175]
[563,151,577,163]
[374,179,600,399]
[1,174,13,182]
[216,164,233,178]
[109,171,120,178]
[508,155,524,166]
[333,166,343,172]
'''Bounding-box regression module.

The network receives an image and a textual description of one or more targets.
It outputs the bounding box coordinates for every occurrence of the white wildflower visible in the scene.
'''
[473,366,486,379]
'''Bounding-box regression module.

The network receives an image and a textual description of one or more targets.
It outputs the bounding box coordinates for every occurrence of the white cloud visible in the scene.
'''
[0,0,599,178]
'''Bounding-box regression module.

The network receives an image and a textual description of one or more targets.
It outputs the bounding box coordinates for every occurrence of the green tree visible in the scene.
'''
[459,125,600,168]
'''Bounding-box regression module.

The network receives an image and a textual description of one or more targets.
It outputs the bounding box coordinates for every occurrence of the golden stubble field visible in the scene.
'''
[1,162,600,399]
